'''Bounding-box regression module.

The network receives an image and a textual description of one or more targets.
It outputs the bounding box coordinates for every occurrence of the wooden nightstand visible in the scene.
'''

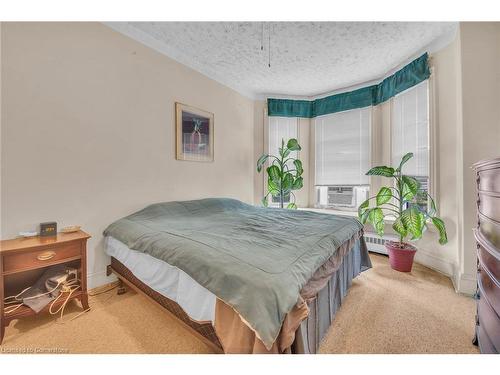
[0,230,91,344]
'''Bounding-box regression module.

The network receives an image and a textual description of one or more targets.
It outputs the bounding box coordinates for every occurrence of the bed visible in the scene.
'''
[104,198,371,353]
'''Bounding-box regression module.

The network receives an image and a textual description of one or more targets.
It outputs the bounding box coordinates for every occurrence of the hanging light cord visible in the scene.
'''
[261,23,264,51]
[268,23,271,68]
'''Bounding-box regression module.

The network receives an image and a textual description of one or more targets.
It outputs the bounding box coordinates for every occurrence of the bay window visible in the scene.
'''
[267,116,299,206]
[314,107,371,209]
[391,80,430,211]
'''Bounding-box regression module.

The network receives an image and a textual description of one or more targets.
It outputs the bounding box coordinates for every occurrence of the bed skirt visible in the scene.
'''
[293,241,370,353]
[107,237,370,354]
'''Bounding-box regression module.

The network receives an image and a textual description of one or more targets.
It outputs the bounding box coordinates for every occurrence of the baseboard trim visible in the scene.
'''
[89,280,120,294]
[413,248,455,277]
[87,269,116,290]
[454,272,477,296]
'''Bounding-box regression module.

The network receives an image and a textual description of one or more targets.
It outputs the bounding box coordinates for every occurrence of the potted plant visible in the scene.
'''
[257,138,303,209]
[358,152,448,272]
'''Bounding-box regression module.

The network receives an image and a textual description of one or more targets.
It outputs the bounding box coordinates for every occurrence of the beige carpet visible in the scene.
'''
[1,254,478,354]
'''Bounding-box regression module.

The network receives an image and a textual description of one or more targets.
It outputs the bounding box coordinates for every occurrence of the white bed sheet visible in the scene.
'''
[104,236,216,323]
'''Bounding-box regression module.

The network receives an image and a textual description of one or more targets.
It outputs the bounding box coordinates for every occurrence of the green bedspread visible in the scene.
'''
[103,198,363,348]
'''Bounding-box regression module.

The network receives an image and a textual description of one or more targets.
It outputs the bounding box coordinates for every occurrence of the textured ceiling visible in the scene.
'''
[107,22,457,99]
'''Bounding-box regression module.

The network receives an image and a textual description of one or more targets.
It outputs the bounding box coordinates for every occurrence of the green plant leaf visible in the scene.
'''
[392,216,408,240]
[261,196,269,207]
[376,187,393,205]
[359,209,370,224]
[281,148,291,158]
[287,202,297,209]
[267,178,280,195]
[358,200,370,223]
[257,154,269,172]
[401,175,420,200]
[358,199,369,213]
[293,159,303,176]
[427,195,437,216]
[431,217,448,245]
[368,208,385,236]
[282,173,293,193]
[292,176,303,190]
[366,166,395,177]
[286,138,301,151]
[267,165,281,183]
[360,211,370,224]
[397,152,414,172]
[402,183,415,201]
[410,210,426,241]
[401,207,425,240]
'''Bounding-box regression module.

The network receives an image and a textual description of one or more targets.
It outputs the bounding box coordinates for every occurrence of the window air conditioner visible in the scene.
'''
[315,185,369,211]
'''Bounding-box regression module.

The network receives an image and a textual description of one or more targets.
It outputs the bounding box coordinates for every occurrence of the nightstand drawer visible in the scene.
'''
[2,242,81,274]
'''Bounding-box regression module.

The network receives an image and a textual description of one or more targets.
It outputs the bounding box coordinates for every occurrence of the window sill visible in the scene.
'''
[300,207,397,223]
[299,207,359,218]
[299,208,437,236]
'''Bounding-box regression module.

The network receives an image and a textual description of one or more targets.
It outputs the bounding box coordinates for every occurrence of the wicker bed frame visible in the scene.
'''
[106,257,224,353]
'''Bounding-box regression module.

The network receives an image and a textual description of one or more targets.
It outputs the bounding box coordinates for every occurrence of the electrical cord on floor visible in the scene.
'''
[88,283,119,297]
[51,281,119,324]
[3,280,120,323]
[49,278,86,324]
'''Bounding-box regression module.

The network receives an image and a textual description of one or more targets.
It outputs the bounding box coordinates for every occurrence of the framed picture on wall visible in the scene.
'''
[175,102,214,162]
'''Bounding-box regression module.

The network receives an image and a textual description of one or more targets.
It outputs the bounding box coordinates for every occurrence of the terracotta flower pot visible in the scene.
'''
[385,241,417,272]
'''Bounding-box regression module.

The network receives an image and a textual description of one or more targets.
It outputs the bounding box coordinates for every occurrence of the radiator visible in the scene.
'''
[363,232,398,255]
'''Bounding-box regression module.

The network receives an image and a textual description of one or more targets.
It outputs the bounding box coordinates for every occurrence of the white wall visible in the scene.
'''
[457,22,500,294]
[1,22,255,288]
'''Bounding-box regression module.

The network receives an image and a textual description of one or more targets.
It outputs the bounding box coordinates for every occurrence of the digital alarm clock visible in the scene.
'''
[40,221,57,237]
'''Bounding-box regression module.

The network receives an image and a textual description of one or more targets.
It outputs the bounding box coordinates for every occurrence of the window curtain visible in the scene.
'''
[267,53,430,118]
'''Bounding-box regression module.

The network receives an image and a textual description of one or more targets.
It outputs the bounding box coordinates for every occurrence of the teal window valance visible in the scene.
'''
[267,53,430,118]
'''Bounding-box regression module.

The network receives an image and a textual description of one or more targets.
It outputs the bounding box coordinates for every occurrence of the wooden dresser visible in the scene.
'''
[473,158,500,354]
[0,230,90,344]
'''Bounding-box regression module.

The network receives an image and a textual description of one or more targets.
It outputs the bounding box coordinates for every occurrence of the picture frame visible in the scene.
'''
[175,102,214,162]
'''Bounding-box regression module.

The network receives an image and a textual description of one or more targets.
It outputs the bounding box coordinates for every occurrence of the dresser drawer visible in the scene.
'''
[478,322,498,354]
[478,268,500,319]
[475,229,500,280]
[478,167,500,194]
[477,291,500,352]
[479,213,500,249]
[479,191,500,224]
[2,241,81,274]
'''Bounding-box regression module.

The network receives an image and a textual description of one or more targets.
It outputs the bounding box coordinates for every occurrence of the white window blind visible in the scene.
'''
[268,116,298,160]
[315,107,371,185]
[391,80,429,177]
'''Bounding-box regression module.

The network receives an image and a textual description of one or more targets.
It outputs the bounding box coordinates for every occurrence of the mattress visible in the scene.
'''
[103,198,364,348]
[105,232,371,353]
[105,236,216,323]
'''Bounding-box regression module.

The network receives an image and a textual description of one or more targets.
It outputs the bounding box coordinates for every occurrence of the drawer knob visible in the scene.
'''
[37,251,56,261]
